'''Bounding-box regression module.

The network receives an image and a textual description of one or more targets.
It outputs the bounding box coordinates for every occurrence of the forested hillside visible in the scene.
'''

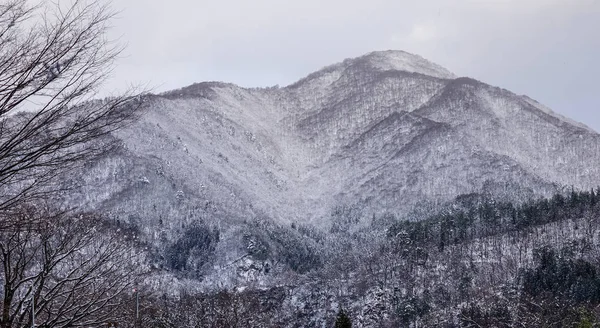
[128,189,600,327]
[70,49,600,291]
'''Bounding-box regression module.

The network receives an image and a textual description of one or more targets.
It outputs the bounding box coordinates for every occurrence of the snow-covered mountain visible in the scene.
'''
[67,50,600,283]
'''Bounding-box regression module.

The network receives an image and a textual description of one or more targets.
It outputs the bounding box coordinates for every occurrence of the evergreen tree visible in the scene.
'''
[335,308,352,328]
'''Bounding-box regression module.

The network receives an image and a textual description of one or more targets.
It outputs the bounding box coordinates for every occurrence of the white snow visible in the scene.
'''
[362,50,457,79]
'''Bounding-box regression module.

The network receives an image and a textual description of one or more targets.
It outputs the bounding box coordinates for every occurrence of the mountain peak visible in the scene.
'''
[288,50,456,88]
[348,50,457,80]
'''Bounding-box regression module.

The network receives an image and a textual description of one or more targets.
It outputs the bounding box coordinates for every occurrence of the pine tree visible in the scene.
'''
[335,308,352,328]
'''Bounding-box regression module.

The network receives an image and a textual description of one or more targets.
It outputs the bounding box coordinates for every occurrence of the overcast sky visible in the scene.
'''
[107,0,600,131]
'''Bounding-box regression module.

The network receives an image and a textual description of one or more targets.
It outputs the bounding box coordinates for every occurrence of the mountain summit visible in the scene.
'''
[338,50,456,79]
[291,50,456,88]
[355,50,456,79]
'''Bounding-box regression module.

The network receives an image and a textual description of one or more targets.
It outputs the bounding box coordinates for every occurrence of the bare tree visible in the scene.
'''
[0,0,143,218]
[0,207,143,328]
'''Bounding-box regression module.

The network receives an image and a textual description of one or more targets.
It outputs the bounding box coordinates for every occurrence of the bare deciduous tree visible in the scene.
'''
[0,0,143,218]
[0,207,143,328]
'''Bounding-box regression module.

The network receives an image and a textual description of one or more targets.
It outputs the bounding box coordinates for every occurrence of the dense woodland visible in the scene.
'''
[123,188,600,327]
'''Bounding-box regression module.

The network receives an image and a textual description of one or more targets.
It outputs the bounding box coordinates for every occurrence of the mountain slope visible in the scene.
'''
[67,50,600,282]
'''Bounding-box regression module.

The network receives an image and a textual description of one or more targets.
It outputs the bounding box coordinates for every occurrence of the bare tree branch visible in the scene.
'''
[0,208,145,328]
[0,0,145,217]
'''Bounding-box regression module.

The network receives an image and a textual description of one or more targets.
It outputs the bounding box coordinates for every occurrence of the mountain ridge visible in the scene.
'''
[288,50,456,89]
[98,50,599,222]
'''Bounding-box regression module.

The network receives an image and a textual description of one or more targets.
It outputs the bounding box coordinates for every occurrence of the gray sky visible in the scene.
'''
[107,0,600,131]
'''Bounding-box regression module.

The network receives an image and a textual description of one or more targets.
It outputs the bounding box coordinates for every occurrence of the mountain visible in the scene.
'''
[65,50,600,284]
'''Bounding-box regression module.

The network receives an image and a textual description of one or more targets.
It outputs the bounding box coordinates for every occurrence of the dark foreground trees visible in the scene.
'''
[0,208,142,328]
[335,308,352,328]
[0,1,145,326]
[0,0,142,220]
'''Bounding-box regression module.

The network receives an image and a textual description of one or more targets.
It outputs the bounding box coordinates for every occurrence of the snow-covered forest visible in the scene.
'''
[122,189,600,327]
[2,0,600,327]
